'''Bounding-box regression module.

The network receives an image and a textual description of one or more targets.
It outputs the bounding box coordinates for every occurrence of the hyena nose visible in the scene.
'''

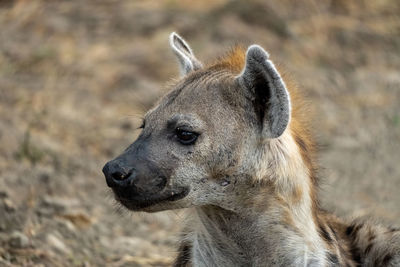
[102,160,135,188]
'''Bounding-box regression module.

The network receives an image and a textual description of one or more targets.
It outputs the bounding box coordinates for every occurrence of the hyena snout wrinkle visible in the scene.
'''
[102,134,186,211]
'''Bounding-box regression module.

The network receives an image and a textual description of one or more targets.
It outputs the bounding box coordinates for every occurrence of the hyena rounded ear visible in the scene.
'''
[169,32,203,76]
[236,45,291,139]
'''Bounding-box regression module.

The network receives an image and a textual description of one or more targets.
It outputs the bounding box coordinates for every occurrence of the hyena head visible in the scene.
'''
[103,33,311,213]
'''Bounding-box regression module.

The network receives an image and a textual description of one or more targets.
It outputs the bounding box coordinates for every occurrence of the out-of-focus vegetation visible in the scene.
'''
[0,0,399,265]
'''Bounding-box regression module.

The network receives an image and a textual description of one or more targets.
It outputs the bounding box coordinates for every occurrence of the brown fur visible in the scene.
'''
[208,46,247,73]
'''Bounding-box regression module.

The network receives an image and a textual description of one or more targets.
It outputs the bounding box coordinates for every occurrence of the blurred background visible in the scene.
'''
[0,0,399,266]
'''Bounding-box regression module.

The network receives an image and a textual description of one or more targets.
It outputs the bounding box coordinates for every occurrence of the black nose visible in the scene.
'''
[102,160,135,188]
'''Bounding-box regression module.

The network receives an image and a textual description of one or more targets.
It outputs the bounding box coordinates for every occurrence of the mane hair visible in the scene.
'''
[208,45,247,73]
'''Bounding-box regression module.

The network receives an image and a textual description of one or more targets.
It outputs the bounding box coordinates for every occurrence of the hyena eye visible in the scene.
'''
[139,120,145,129]
[175,128,198,145]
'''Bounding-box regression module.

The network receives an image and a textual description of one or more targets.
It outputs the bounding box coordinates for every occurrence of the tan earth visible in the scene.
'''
[0,0,399,266]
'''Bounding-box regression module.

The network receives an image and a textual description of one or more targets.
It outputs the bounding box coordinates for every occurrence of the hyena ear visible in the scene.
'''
[236,45,291,139]
[169,32,203,76]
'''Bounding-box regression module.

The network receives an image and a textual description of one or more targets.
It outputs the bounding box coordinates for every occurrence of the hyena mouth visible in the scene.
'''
[113,187,189,210]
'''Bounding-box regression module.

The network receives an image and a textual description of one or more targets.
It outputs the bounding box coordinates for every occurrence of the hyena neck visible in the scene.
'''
[192,198,327,266]
[191,132,329,266]
[192,179,328,266]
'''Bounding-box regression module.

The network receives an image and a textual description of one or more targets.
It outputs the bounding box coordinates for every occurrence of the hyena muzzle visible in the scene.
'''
[103,33,400,266]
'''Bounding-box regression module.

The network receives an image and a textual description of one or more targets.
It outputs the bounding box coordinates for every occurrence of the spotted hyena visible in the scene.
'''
[102,33,400,266]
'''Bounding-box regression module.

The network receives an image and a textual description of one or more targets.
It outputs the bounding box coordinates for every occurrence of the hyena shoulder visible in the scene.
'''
[342,217,400,266]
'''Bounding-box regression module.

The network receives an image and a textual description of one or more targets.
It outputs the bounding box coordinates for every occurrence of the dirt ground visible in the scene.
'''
[0,0,399,266]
